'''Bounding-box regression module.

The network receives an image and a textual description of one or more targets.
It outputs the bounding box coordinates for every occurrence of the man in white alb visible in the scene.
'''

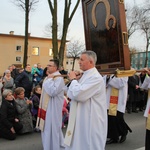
[36,59,65,150]
[64,51,107,150]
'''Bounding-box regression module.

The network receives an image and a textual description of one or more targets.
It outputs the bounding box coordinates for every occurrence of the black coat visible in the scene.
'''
[0,99,18,130]
[15,70,33,91]
[128,75,140,102]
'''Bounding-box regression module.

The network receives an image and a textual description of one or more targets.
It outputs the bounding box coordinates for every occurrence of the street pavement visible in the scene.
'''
[0,111,146,150]
[106,111,145,150]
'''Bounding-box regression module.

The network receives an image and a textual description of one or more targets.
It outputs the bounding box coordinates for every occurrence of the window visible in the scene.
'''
[16,56,21,62]
[16,46,21,51]
[32,47,39,55]
[135,54,138,58]
[49,48,53,56]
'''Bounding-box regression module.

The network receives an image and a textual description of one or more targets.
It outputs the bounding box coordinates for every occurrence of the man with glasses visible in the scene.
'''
[36,59,65,150]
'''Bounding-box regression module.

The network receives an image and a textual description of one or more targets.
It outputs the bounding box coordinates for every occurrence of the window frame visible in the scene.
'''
[16,45,22,52]
[16,56,22,62]
[32,46,40,56]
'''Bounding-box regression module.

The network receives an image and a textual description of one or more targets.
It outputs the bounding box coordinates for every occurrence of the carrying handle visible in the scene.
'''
[122,32,128,45]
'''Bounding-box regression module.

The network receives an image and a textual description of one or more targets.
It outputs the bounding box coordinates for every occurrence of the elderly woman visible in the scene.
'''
[15,87,33,134]
[0,89,23,140]
[3,70,15,92]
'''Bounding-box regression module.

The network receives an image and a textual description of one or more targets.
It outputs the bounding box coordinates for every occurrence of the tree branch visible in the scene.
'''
[47,0,54,15]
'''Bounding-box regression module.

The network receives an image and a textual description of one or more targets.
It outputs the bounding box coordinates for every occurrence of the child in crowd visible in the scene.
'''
[31,64,40,85]
[62,94,69,128]
[30,85,41,130]
[31,64,39,75]
[15,87,33,134]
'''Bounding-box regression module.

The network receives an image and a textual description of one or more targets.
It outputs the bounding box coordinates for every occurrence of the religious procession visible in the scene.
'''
[0,0,150,150]
[0,51,149,150]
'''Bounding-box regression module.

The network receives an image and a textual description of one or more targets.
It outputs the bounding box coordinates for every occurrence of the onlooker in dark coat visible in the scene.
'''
[11,64,19,80]
[59,66,68,75]
[138,68,150,111]
[40,65,49,88]
[42,66,48,79]
[15,87,33,134]
[15,65,33,98]
[0,89,23,140]
[127,75,140,113]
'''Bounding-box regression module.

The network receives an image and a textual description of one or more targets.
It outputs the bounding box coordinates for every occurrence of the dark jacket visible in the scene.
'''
[0,99,18,130]
[15,70,33,91]
[30,93,40,116]
[11,68,19,80]
[128,75,140,102]
[35,68,43,83]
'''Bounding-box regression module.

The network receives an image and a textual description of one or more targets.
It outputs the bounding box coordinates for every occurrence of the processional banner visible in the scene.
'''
[82,0,130,72]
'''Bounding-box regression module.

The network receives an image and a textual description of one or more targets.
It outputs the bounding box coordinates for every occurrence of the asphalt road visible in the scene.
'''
[0,111,146,150]
[106,111,146,150]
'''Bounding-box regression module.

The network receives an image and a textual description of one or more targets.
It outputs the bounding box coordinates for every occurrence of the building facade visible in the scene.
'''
[0,31,66,75]
[131,51,150,69]
[65,57,81,72]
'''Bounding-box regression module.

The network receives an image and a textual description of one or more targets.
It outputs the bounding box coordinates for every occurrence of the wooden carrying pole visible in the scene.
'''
[53,69,146,79]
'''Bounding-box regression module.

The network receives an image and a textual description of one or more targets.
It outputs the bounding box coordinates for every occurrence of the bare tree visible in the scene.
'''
[44,22,62,39]
[139,23,150,67]
[47,0,80,66]
[137,2,150,67]
[13,0,39,68]
[125,4,139,39]
[126,1,150,67]
[129,46,137,63]
[67,40,85,70]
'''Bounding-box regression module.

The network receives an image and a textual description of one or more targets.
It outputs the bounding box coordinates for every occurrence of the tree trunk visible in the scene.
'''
[59,25,68,66]
[52,0,58,59]
[144,34,149,67]
[23,0,29,68]
[72,57,76,71]
[48,0,80,65]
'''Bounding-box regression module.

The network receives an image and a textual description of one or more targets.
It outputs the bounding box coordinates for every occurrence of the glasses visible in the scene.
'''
[47,65,55,67]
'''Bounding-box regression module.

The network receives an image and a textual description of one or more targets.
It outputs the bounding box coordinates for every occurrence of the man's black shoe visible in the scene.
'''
[127,110,131,114]
[139,108,143,111]
[106,139,118,144]
[119,135,127,143]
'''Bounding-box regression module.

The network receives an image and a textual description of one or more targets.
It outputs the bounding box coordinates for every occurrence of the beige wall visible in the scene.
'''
[65,58,81,72]
[0,33,66,75]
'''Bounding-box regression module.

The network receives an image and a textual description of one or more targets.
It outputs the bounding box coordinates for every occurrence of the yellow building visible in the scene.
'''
[65,57,80,72]
[0,31,66,75]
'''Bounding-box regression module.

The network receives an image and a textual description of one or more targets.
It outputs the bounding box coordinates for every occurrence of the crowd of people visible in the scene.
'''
[0,63,69,141]
[0,51,150,150]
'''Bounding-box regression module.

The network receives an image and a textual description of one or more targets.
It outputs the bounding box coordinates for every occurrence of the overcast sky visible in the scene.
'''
[0,0,146,50]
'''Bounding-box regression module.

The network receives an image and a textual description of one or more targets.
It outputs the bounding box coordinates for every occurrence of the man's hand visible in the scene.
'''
[135,85,139,89]
[15,118,19,122]
[10,127,15,133]
[75,71,83,80]
[68,71,77,80]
